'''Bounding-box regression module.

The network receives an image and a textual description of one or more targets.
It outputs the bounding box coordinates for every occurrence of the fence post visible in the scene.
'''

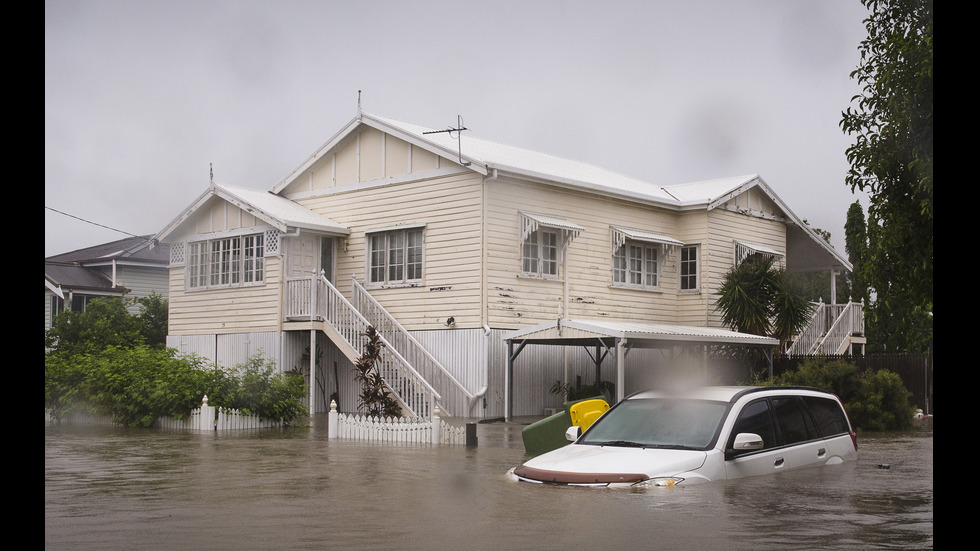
[431,406,441,445]
[328,400,338,439]
[199,395,215,431]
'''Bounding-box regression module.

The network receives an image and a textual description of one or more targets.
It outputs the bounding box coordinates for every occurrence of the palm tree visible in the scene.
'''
[715,256,813,348]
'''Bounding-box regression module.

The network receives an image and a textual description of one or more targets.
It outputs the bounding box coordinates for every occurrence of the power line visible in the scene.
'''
[45,206,141,238]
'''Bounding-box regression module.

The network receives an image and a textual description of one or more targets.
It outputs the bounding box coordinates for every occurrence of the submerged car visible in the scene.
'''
[510,386,857,487]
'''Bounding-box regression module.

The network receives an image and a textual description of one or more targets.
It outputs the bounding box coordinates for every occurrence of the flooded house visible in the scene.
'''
[153,111,861,420]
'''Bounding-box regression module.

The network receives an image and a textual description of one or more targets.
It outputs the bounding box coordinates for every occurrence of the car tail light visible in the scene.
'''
[849,430,858,451]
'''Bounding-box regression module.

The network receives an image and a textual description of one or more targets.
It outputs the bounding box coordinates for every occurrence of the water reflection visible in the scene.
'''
[45,418,932,550]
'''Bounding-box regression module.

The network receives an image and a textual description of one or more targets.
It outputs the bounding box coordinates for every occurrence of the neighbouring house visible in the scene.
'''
[45,235,171,333]
[153,110,864,420]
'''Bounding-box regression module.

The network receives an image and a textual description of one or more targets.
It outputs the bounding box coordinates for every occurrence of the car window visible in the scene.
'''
[729,399,776,450]
[580,398,728,449]
[802,396,850,437]
[772,397,819,445]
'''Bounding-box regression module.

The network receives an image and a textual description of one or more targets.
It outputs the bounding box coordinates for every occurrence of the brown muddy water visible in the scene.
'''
[45,416,933,550]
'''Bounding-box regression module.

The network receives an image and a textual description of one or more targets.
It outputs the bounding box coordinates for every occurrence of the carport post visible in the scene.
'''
[506,339,513,421]
[615,337,626,402]
[505,339,528,421]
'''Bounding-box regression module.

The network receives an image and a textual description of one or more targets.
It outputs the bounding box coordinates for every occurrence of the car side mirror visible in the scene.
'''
[565,426,581,442]
[725,432,764,460]
[733,432,764,450]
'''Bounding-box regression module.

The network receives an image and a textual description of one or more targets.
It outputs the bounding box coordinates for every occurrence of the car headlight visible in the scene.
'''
[633,477,684,488]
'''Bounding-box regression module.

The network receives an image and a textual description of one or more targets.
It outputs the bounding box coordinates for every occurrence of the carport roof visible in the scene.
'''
[502,319,779,347]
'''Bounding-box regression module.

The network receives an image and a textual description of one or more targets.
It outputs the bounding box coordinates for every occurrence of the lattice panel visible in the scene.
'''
[264,229,282,256]
[170,241,185,265]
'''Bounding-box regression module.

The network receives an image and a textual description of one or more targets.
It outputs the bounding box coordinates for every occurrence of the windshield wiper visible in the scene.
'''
[589,440,647,448]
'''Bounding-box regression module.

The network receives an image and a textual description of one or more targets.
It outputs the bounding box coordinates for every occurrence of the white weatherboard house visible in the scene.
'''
[154,111,863,420]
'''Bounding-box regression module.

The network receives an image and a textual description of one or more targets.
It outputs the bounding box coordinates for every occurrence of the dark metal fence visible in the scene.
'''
[772,353,933,415]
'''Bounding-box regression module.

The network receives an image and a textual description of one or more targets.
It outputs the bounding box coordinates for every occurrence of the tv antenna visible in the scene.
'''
[423,115,471,166]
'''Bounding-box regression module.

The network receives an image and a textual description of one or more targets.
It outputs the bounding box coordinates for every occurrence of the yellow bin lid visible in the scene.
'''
[568,398,609,431]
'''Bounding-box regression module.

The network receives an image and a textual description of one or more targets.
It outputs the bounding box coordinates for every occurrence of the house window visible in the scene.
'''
[519,212,583,280]
[522,228,559,278]
[367,226,424,286]
[613,241,661,289]
[679,244,700,292]
[187,233,264,289]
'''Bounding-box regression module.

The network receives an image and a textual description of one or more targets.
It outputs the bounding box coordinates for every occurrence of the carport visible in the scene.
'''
[502,319,779,420]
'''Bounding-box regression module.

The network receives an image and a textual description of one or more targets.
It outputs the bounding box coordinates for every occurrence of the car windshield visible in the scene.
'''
[579,398,728,450]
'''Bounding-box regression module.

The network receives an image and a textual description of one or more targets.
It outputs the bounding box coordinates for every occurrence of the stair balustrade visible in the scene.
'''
[285,272,440,419]
[350,276,481,418]
[786,301,865,357]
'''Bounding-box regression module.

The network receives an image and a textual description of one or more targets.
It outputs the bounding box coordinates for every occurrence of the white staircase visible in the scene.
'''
[285,272,479,418]
[786,301,865,356]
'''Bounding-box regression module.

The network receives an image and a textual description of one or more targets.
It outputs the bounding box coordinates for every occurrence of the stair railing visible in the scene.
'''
[295,271,441,419]
[786,302,826,356]
[350,276,481,417]
[815,301,865,355]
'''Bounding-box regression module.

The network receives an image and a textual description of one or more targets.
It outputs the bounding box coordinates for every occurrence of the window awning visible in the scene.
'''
[519,212,584,242]
[366,222,426,234]
[611,226,684,250]
[734,239,784,266]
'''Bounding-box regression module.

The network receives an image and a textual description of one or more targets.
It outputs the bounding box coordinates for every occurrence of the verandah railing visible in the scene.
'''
[285,272,441,419]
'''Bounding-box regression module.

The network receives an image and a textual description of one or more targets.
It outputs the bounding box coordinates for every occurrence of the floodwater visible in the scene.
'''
[45,416,933,550]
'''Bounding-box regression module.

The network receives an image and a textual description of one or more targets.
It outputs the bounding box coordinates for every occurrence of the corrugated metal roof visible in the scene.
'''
[503,318,779,347]
[659,174,761,204]
[215,183,350,235]
[371,114,682,205]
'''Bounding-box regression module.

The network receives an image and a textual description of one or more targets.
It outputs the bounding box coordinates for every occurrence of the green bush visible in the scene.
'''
[45,348,308,427]
[760,357,915,431]
[204,354,307,423]
[45,345,210,427]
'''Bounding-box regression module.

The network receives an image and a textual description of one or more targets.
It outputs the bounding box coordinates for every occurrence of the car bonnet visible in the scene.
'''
[514,443,707,484]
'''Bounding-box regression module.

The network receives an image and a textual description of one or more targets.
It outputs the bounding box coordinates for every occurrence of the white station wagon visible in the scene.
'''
[511,386,858,487]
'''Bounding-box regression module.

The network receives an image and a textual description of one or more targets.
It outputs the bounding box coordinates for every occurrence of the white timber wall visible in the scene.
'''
[286,127,487,332]
[484,177,692,328]
[165,195,283,336]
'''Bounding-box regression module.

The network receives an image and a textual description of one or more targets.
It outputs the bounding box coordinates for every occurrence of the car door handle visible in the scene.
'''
[817,448,827,457]
[774,458,784,467]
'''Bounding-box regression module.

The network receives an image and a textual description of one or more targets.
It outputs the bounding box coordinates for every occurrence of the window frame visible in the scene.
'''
[678,244,701,294]
[612,239,662,291]
[186,232,265,290]
[521,227,560,279]
[366,225,425,288]
[519,213,583,281]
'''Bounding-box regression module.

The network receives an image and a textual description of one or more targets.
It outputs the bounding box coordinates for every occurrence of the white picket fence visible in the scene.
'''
[48,396,282,432]
[327,401,466,445]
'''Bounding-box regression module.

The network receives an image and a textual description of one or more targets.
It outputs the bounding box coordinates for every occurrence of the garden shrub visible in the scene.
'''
[761,357,915,431]
[45,345,210,427]
[205,354,307,423]
[45,348,307,427]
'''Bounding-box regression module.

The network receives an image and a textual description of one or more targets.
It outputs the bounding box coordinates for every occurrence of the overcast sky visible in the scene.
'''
[45,0,872,258]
